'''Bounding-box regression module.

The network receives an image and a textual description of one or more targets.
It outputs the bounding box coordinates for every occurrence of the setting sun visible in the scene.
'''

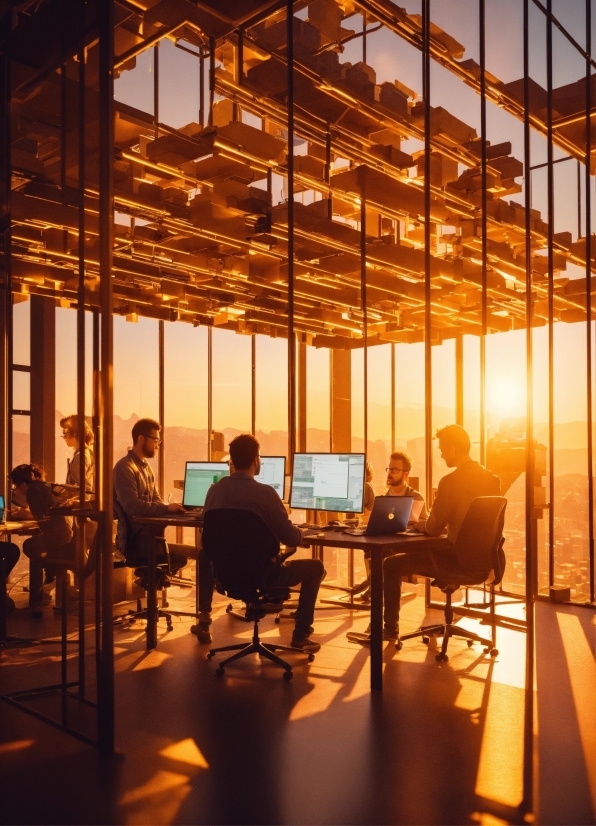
[487,377,526,417]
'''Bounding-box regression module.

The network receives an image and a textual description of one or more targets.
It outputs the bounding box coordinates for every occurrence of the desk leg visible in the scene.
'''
[370,547,383,691]
[146,531,158,650]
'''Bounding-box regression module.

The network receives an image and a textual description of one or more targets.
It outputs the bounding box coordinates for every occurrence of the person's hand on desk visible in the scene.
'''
[11,506,32,521]
[167,502,185,513]
[411,520,427,533]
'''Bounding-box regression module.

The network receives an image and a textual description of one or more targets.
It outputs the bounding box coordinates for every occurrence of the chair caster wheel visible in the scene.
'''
[216,667,225,677]
[283,670,293,681]
[308,653,315,662]
[436,653,448,662]
[489,648,499,657]
[226,604,232,613]
[166,624,173,632]
[274,616,280,624]
[395,640,403,651]
[467,639,474,647]
[422,636,429,644]
[207,651,215,659]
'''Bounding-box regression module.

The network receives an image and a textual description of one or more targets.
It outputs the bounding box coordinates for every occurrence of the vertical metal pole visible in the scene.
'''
[199,48,205,128]
[0,12,11,499]
[360,167,368,457]
[251,333,256,435]
[546,0,555,587]
[325,131,332,219]
[287,0,296,462]
[158,320,165,497]
[586,0,595,604]
[92,308,101,663]
[480,0,487,465]
[456,334,464,426]
[391,343,396,453]
[362,11,366,64]
[298,341,307,452]
[208,37,215,127]
[422,0,432,505]
[207,325,212,459]
[153,42,159,139]
[77,41,87,698]
[97,0,114,756]
[523,0,535,810]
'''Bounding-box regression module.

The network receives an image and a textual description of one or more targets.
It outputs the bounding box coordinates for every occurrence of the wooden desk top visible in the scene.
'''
[302,529,438,552]
[132,514,203,529]
[1,520,39,534]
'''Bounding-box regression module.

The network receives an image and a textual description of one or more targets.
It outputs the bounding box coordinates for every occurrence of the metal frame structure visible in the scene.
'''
[0,5,594,805]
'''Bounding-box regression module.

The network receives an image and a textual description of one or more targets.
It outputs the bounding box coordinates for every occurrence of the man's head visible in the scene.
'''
[436,424,471,468]
[386,451,412,488]
[229,433,260,475]
[10,463,45,501]
[131,418,162,459]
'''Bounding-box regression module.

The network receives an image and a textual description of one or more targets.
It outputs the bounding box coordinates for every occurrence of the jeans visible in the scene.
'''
[383,538,457,632]
[198,549,325,639]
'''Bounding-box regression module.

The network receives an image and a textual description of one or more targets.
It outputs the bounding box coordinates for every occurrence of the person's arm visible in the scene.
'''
[263,489,303,547]
[421,479,450,537]
[114,461,168,518]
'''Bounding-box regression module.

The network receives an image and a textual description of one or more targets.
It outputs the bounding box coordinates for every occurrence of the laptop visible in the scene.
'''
[345,496,414,537]
[0,495,6,524]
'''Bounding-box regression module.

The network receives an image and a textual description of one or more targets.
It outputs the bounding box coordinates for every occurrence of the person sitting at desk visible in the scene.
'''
[196,433,325,653]
[113,418,196,584]
[385,451,428,519]
[376,424,500,643]
[11,463,49,615]
[60,414,94,492]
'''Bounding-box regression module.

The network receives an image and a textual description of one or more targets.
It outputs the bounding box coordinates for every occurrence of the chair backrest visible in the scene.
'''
[453,496,507,578]
[202,508,280,598]
[26,481,74,554]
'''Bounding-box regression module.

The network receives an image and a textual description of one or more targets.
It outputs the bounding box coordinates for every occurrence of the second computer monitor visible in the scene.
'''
[183,461,229,508]
[255,455,286,499]
[290,453,366,513]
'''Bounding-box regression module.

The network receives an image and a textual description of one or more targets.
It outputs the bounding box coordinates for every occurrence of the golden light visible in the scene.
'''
[487,376,525,417]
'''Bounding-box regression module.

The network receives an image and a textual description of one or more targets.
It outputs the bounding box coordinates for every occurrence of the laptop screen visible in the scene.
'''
[0,494,5,524]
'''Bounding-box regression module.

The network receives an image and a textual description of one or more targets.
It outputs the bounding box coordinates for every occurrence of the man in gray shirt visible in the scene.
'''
[113,418,196,584]
[197,433,325,653]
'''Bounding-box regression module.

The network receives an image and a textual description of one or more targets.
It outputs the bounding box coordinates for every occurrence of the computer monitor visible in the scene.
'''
[0,494,5,524]
[183,461,229,508]
[289,453,366,513]
[255,456,286,499]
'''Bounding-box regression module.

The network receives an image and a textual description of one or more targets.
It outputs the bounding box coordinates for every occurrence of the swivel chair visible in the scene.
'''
[202,508,315,680]
[400,496,507,662]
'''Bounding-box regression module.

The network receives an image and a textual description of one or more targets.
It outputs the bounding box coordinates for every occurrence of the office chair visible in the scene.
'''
[113,500,174,632]
[400,496,507,662]
[202,508,315,680]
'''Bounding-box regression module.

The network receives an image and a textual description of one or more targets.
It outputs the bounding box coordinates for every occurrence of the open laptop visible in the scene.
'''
[344,496,415,537]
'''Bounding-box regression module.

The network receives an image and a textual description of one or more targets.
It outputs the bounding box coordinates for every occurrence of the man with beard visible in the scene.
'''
[113,418,195,582]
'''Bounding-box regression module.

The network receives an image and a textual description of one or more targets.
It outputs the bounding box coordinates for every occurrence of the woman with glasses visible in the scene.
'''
[60,414,94,493]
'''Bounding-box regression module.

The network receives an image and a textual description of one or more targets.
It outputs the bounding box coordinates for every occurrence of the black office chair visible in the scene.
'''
[400,496,507,662]
[113,500,174,632]
[202,508,314,680]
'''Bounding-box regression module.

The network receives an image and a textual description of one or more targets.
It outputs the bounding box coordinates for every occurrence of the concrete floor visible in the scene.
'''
[0,574,593,825]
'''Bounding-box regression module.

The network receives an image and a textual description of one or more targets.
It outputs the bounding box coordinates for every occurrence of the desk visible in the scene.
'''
[302,530,437,691]
[132,514,203,649]
[0,520,40,643]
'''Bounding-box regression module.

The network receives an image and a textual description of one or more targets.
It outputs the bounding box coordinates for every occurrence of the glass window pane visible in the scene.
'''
[212,328,252,437]
[12,298,30,366]
[255,335,288,458]
[12,371,30,412]
[12,414,30,468]
[306,346,330,451]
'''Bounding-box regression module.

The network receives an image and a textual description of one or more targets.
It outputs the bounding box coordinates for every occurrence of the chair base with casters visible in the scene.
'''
[113,560,174,632]
[400,583,497,662]
[207,597,315,680]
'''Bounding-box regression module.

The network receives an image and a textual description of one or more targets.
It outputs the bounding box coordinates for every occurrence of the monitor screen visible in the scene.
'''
[0,494,5,524]
[289,453,366,513]
[183,461,229,507]
[255,456,286,499]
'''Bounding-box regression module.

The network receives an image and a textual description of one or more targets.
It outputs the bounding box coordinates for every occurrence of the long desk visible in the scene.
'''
[302,530,438,691]
[132,515,438,691]
[132,514,203,649]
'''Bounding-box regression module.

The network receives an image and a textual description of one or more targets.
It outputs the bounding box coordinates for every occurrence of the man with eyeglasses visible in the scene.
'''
[385,451,428,518]
[113,418,195,584]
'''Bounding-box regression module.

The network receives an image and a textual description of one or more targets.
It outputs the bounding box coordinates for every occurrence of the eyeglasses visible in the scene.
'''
[142,434,162,445]
[386,467,406,474]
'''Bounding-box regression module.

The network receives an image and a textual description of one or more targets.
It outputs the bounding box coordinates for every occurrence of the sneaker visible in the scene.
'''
[191,623,212,644]
[290,635,321,653]
[357,624,400,641]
